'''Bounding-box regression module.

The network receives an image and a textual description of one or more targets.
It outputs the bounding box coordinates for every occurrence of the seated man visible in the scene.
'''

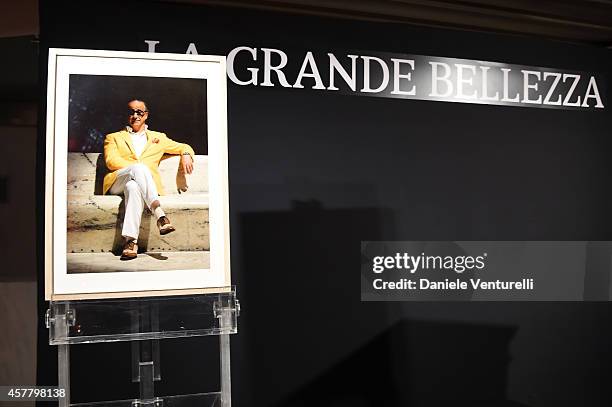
[103,99,195,260]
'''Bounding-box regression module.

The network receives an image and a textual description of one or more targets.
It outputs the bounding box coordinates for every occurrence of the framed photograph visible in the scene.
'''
[45,48,231,300]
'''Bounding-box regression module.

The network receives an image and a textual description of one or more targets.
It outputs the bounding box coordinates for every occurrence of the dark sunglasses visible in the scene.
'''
[128,109,148,117]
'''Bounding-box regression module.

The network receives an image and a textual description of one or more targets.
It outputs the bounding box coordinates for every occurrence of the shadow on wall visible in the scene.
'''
[95,154,107,195]
[238,202,525,407]
[277,319,520,407]
[239,202,396,407]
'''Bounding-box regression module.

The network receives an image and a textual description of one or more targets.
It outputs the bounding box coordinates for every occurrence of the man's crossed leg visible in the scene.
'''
[109,164,175,259]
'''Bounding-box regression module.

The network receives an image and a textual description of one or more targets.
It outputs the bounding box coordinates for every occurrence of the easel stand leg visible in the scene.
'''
[56,304,72,407]
[219,309,232,407]
[132,302,161,406]
[58,343,70,407]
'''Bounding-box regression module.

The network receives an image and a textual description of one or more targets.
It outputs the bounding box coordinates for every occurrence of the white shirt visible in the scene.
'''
[128,125,148,158]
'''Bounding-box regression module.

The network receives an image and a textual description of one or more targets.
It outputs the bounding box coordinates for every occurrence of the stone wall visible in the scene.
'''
[66,153,209,252]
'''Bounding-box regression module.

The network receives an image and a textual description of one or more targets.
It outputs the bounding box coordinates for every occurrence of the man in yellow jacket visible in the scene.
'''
[104,99,195,259]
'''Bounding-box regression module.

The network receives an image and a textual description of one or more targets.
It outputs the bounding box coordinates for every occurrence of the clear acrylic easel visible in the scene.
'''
[45,287,240,407]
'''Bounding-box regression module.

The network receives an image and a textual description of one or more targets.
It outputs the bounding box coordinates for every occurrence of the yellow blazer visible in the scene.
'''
[103,129,195,195]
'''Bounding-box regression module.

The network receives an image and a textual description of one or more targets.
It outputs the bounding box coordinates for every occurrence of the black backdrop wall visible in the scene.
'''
[38,1,612,406]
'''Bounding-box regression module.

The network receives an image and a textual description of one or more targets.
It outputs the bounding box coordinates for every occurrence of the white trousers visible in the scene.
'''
[109,164,160,240]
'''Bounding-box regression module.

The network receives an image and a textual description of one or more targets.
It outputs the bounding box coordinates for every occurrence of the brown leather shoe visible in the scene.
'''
[157,216,176,235]
[121,239,138,260]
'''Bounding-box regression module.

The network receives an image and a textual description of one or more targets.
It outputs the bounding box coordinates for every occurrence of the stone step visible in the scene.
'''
[67,194,209,253]
[67,251,210,274]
